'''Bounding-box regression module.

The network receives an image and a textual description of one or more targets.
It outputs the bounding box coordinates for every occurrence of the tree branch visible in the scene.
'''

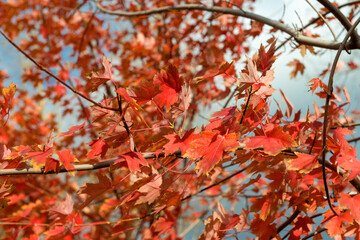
[276,207,300,235]
[276,0,360,52]
[301,228,327,240]
[1,147,360,195]
[95,3,350,50]
[0,151,178,176]
[321,15,360,217]
[331,122,360,129]
[317,0,360,44]
[0,30,119,112]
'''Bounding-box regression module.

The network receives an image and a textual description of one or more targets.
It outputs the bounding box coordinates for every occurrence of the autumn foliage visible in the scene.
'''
[1,0,360,239]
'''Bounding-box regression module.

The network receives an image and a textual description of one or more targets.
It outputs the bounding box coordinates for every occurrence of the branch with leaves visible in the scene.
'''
[2,0,360,239]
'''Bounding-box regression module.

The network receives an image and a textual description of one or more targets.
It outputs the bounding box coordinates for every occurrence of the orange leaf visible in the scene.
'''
[338,193,360,223]
[56,149,76,172]
[57,122,85,138]
[78,174,112,210]
[114,152,148,173]
[87,139,109,159]
[287,59,304,79]
[153,64,184,111]
[286,153,319,173]
[244,124,297,155]
[87,56,113,91]
[185,132,238,173]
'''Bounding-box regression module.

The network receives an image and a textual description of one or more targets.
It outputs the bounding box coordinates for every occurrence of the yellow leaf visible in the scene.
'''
[2,82,16,99]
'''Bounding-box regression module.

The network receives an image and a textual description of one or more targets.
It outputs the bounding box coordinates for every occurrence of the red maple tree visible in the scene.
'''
[1,0,360,239]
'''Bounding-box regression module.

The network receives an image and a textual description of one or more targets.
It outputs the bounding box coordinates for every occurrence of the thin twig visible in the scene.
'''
[309,132,317,154]
[348,136,360,143]
[181,166,249,201]
[321,15,360,217]
[276,208,300,235]
[295,11,305,32]
[331,122,360,129]
[116,94,138,152]
[0,30,119,112]
[305,0,337,41]
[239,86,253,125]
[301,228,327,240]
[223,87,237,108]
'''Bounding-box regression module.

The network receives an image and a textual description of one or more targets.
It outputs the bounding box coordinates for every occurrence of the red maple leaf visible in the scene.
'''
[170,85,191,119]
[136,175,162,205]
[87,139,109,159]
[331,128,360,180]
[279,89,294,118]
[128,80,158,105]
[288,59,305,79]
[153,64,184,111]
[78,174,113,210]
[57,122,85,138]
[116,87,143,111]
[0,181,13,207]
[184,132,239,173]
[87,56,113,91]
[256,40,277,74]
[56,149,76,172]
[49,194,74,220]
[338,193,360,223]
[244,124,297,155]
[114,152,148,173]
[194,61,234,82]
[44,157,60,173]
[236,57,266,94]
[26,147,53,169]
[286,153,319,174]
[0,82,16,120]
[324,210,352,237]
[163,129,196,155]
[308,78,327,94]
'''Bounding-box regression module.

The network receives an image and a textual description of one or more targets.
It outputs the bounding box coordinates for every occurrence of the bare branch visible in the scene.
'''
[0,30,119,112]
[95,3,349,50]
[317,0,360,44]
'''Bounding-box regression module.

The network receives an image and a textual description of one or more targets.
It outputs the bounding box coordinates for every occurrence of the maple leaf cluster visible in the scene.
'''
[1,0,360,239]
